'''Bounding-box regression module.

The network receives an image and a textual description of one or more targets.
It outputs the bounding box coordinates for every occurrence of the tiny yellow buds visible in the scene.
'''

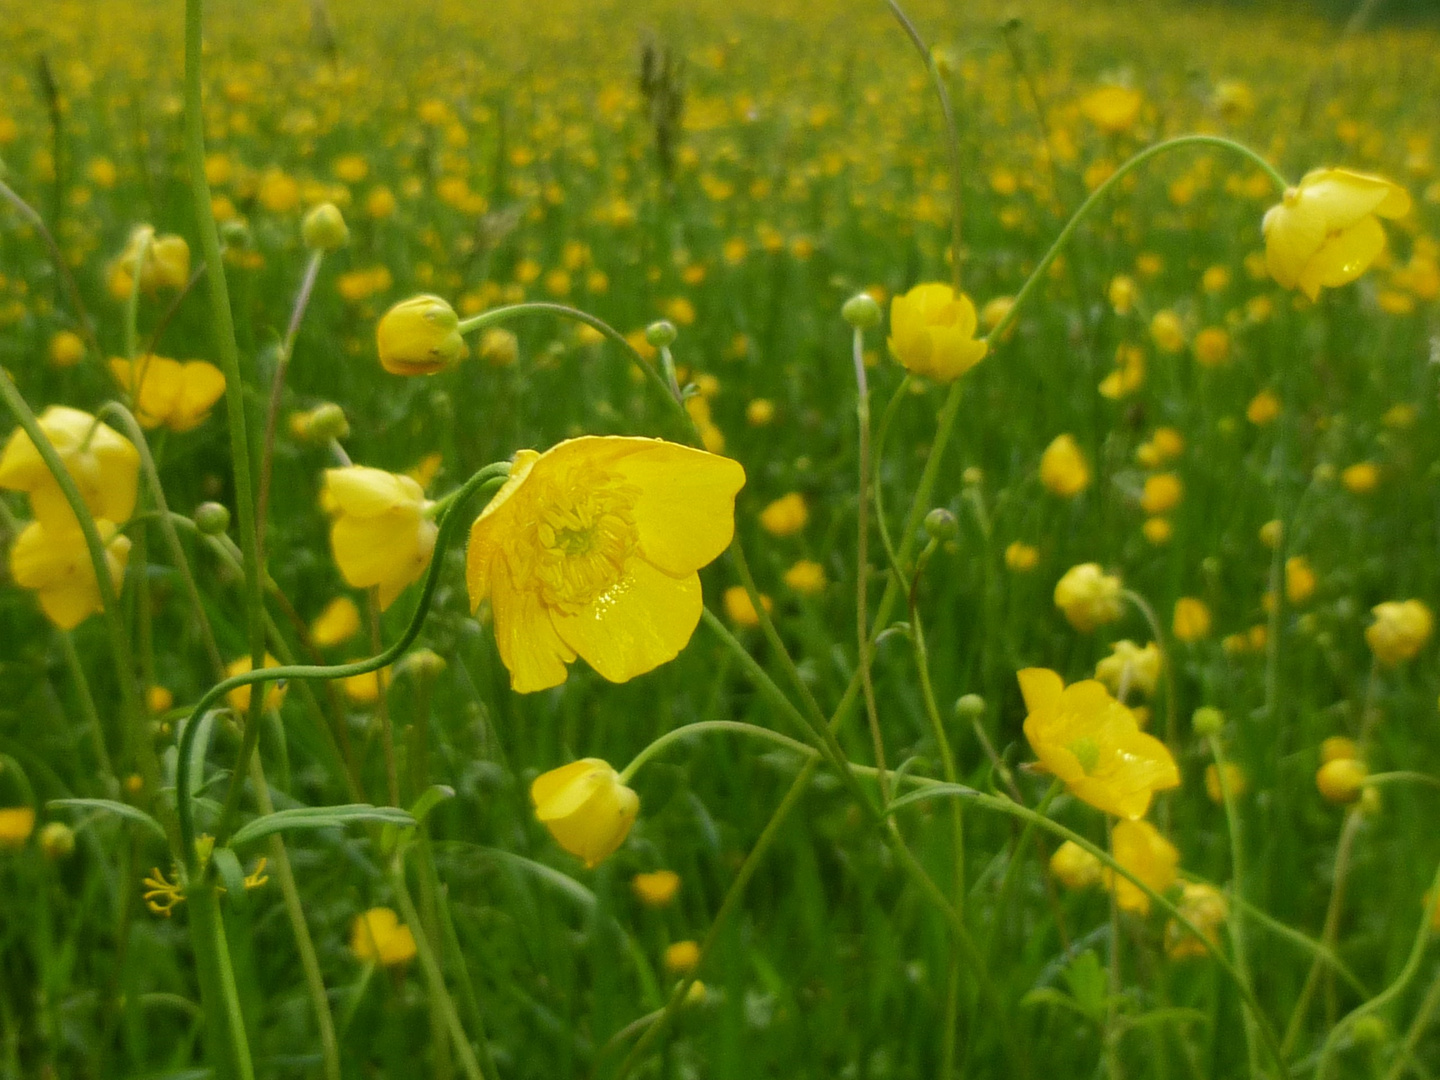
[301,202,349,251]
[350,907,417,967]
[1049,840,1102,890]
[887,283,988,382]
[291,402,350,443]
[1365,600,1433,666]
[1316,757,1367,805]
[632,869,681,907]
[1263,168,1410,300]
[1040,434,1090,497]
[376,295,468,376]
[0,807,36,850]
[841,292,882,330]
[1053,563,1123,632]
[531,759,639,868]
[645,320,678,349]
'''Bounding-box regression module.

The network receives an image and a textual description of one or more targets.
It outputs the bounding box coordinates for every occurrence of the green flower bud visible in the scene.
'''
[1192,707,1224,737]
[194,501,231,535]
[953,694,986,723]
[924,507,959,541]
[645,320,678,348]
[306,402,350,442]
[841,292,882,330]
[301,202,349,251]
[39,821,75,860]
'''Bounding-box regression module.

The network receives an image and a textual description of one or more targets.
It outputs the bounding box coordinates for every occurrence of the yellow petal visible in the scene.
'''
[1262,202,1325,289]
[466,450,541,608]
[324,467,425,518]
[550,558,702,683]
[1300,215,1386,297]
[614,442,746,576]
[169,361,227,432]
[532,759,609,820]
[490,562,575,692]
[1017,668,1064,714]
[1299,168,1404,230]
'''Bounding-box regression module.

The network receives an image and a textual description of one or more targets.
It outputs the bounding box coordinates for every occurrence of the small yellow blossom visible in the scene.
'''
[1005,541,1040,572]
[467,437,744,692]
[1259,520,1283,549]
[1285,556,1316,605]
[0,807,36,850]
[1142,517,1173,545]
[350,907,417,967]
[633,870,681,907]
[1341,462,1379,495]
[531,758,639,868]
[1040,434,1090,497]
[10,518,130,630]
[1316,758,1367,805]
[48,331,85,368]
[1018,668,1179,820]
[1204,762,1248,803]
[1054,563,1123,632]
[887,283,988,382]
[479,328,519,368]
[1166,882,1228,960]
[376,295,468,376]
[147,685,174,714]
[783,559,827,595]
[1108,819,1180,915]
[1366,600,1433,666]
[323,467,437,611]
[1080,85,1143,134]
[724,585,772,628]
[0,406,140,532]
[1193,327,1231,368]
[1140,472,1183,515]
[1247,390,1282,425]
[759,492,808,537]
[1173,598,1213,642]
[1050,840,1102,890]
[1150,310,1186,353]
[665,940,701,975]
[109,356,227,433]
[746,399,776,426]
[1263,168,1411,300]
[1321,736,1359,764]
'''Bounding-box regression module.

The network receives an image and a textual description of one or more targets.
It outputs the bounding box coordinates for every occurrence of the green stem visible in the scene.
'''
[1208,734,1261,1079]
[1123,588,1179,752]
[1105,816,1126,1080]
[619,720,817,784]
[852,325,890,802]
[173,463,510,868]
[59,631,115,792]
[186,884,255,1080]
[392,852,488,1080]
[1385,948,1440,1080]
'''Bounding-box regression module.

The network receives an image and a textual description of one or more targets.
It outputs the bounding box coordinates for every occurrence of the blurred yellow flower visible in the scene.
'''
[1094,640,1161,698]
[467,437,744,692]
[1263,168,1411,300]
[531,758,638,868]
[10,518,130,630]
[1079,85,1143,134]
[1341,462,1379,494]
[323,467,437,611]
[1193,327,1231,368]
[665,939,701,974]
[745,399,776,426]
[350,907,416,967]
[1142,517,1173,545]
[147,686,174,714]
[479,327,520,368]
[0,807,36,850]
[1316,757,1366,805]
[1366,600,1433,666]
[759,492,808,537]
[1247,389,1281,425]
[1259,520,1284,549]
[1166,882,1228,960]
[311,596,362,649]
[1204,762,1248,803]
[1285,556,1316,605]
[225,655,287,714]
[48,330,85,368]
[1005,541,1040,572]
[887,283,988,382]
[376,295,468,376]
[1108,819,1179,915]
[723,585,772,628]
[107,226,190,298]
[1054,563,1123,632]
[109,356,227,433]
[1140,472,1183,514]
[1018,668,1179,820]
[1321,736,1359,764]
[1150,309,1186,353]
[1173,597,1212,642]
[0,406,139,532]
[1049,840,1102,890]
[632,869,681,907]
[783,559,827,595]
[1040,434,1090,497]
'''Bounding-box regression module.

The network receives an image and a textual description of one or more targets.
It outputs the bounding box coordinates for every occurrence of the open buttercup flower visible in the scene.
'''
[0,406,140,532]
[466,436,745,692]
[109,356,227,432]
[9,518,131,630]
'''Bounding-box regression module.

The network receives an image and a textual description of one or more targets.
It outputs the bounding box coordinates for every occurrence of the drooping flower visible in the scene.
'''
[1094,641,1161,699]
[887,283,988,382]
[466,437,745,693]
[1107,819,1179,915]
[1018,668,1180,820]
[10,518,131,630]
[1040,434,1090,497]
[109,356,227,432]
[350,907,417,967]
[1262,168,1411,300]
[376,295,469,375]
[1365,600,1433,666]
[323,467,437,611]
[0,406,140,531]
[531,758,639,868]
[1053,563,1123,632]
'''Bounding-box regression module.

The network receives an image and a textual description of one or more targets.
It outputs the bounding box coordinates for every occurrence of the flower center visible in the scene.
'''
[1068,736,1101,774]
[514,463,641,613]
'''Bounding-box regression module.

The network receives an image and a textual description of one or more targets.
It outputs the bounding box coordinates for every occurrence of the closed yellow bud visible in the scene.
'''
[301,202,349,250]
[887,283,988,382]
[1366,600,1433,666]
[1316,758,1366,805]
[376,295,468,376]
[1040,434,1090,497]
[322,467,437,610]
[531,759,639,869]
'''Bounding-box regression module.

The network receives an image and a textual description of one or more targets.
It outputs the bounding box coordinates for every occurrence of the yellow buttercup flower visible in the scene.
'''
[1140,472,1183,515]
[723,585,772,628]
[531,758,639,868]
[1079,85,1143,134]
[1018,668,1180,820]
[1285,556,1316,605]
[1247,390,1282,425]
[1149,309,1186,353]
[886,283,988,382]
[10,518,131,630]
[1039,434,1090,498]
[323,467,437,611]
[48,331,85,368]
[109,356,227,433]
[1107,819,1179,915]
[1165,882,1228,960]
[1053,563,1123,632]
[665,940,701,975]
[783,559,827,595]
[1049,840,1102,890]
[759,492,808,537]
[467,437,744,693]
[1095,641,1160,699]
[350,907,417,967]
[1316,757,1366,805]
[107,226,191,298]
[1172,597,1212,642]
[0,807,36,850]
[0,406,140,531]
[1341,462,1379,495]
[632,869,681,908]
[1262,168,1411,300]
[376,295,469,376]
[310,596,362,648]
[1365,600,1433,666]
[225,655,288,714]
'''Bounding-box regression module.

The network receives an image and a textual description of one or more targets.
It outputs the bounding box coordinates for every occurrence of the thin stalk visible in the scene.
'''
[1386,952,1440,1080]
[852,324,890,802]
[392,853,488,1080]
[1124,589,1179,752]
[59,631,116,792]
[0,178,102,361]
[1208,734,1261,1079]
[619,720,818,784]
[368,589,400,806]
[1104,816,1126,1080]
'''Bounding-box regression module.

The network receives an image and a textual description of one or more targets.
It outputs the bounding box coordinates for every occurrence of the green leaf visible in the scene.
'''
[228,804,413,847]
[407,784,455,827]
[49,798,166,841]
[1064,951,1108,1021]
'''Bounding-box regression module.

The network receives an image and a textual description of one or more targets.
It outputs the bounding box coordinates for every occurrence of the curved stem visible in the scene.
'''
[870,375,911,582]
[174,463,511,867]
[619,721,817,784]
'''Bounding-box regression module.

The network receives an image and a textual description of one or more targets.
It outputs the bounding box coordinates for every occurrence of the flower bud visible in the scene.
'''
[194,501,231,535]
[377,295,469,376]
[645,320,678,348]
[953,694,985,723]
[301,202,349,251]
[841,292,882,330]
[39,821,75,860]
[531,758,639,868]
[306,402,351,442]
[396,647,447,681]
[1316,757,1366,805]
[923,507,959,542]
[1192,706,1224,737]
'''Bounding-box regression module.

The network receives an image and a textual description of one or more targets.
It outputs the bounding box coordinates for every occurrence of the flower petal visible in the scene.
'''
[1302,215,1386,296]
[614,443,746,576]
[491,562,575,692]
[1017,667,1064,714]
